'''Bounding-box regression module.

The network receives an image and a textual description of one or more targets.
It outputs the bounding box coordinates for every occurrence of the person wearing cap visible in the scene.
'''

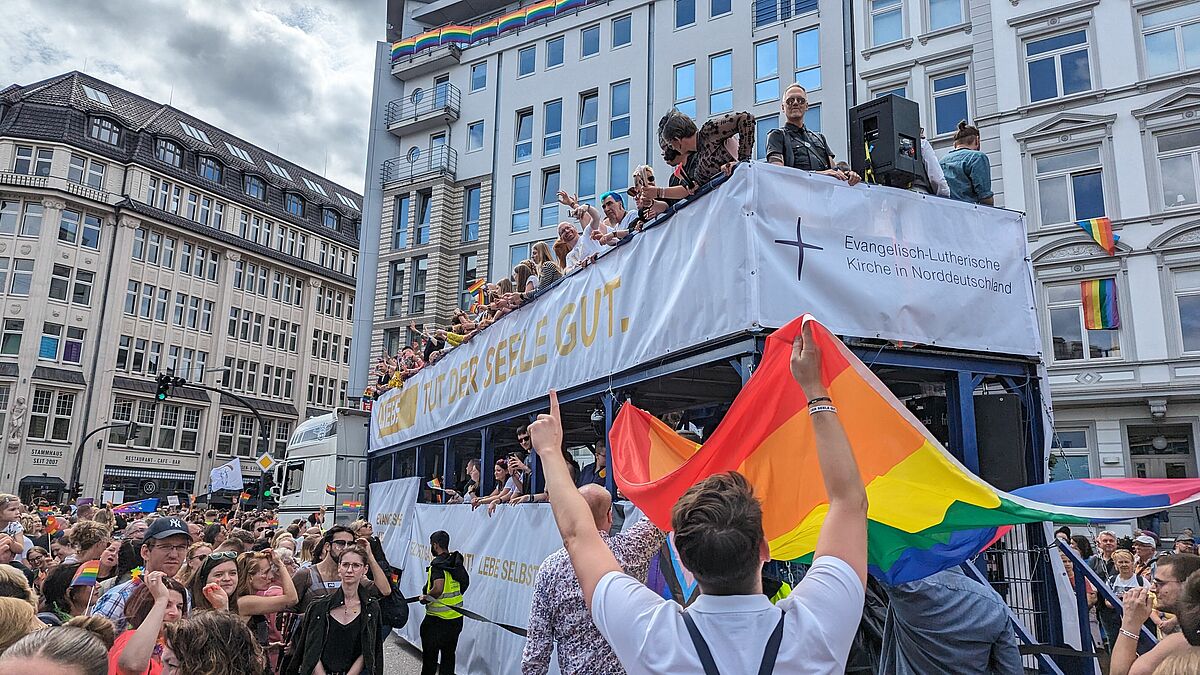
[1134,535,1159,578]
[93,516,191,634]
[1174,537,1196,555]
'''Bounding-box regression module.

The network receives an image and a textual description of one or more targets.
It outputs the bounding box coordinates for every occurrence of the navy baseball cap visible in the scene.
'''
[144,517,189,540]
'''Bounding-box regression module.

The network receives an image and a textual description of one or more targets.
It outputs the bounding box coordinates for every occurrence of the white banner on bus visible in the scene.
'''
[371,163,1038,450]
[368,477,422,564]
[397,504,565,674]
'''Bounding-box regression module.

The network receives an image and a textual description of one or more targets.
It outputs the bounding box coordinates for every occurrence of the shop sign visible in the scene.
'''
[29,447,64,468]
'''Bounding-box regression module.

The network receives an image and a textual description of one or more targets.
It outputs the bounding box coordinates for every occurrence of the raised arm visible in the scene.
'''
[359,538,393,597]
[705,112,756,161]
[117,571,171,675]
[529,390,620,609]
[238,550,299,615]
[791,321,868,584]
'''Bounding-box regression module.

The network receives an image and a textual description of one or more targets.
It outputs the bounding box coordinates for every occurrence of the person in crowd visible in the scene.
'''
[420,531,468,675]
[879,566,1022,674]
[109,571,187,675]
[272,531,297,555]
[24,545,50,576]
[658,107,756,188]
[919,128,950,197]
[175,542,211,587]
[38,562,88,623]
[446,459,481,505]
[186,521,204,543]
[292,526,357,614]
[75,499,97,522]
[0,595,42,652]
[298,536,318,568]
[1090,530,1120,580]
[527,321,868,672]
[471,459,520,512]
[188,550,240,613]
[0,625,109,675]
[529,241,563,291]
[94,517,190,633]
[552,240,572,278]
[575,443,607,488]
[1070,535,1095,564]
[939,120,994,205]
[1054,526,1072,543]
[234,549,299,672]
[766,84,860,185]
[1135,535,1160,577]
[65,615,114,649]
[289,544,384,675]
[162,610,266,675]
[1154,651,1200,675]
[553,193,605,272]
[522,485,665,674]
[1110,557,1200,675]
[0,494,27,558]
[51,536,75,564]
[1100,549,1149,651]
[0,561,39,610]
[63,521,114,567]
[275,547,299,578]
[1175,537,1197,555]
[202,523,225,549]
[18,513,40,561]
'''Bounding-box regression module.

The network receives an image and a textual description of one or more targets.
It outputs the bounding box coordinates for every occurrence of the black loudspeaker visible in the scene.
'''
[848,94,923,187]
[975,394,1029,492]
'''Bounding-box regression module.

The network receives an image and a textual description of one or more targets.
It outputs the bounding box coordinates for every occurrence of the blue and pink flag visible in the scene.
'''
[112,498,159,514]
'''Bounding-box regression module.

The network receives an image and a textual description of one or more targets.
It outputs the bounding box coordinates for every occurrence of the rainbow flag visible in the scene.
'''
[326,484,337,495]
[239,491,251,502]
[612,315,1200,583]
[45,515,62,536]
[415,30,442,50]
[391,38,416,60]
[497,8,528,33]
[1081,278,1119,330]
[441,25,472,44]
[470,19,499,41]
[525,0,556,23]
[71,561,100,587]
[113,498,159,514]
[556,0,588,11]
[341,501,363,508]
[1077,217,1118,256]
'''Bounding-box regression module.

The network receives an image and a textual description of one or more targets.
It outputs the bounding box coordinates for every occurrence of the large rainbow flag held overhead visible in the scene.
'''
[611,315,1200,584]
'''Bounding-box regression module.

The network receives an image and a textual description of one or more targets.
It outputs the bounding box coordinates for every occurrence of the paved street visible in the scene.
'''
[384,633,424,674]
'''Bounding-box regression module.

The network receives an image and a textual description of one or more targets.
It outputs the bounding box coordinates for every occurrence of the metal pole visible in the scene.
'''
[603,392,616,498]
[69,422,138,499]
[171,381,271,509]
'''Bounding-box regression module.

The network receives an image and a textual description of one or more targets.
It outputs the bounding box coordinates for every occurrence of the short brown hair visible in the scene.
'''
[657,108,698,145]
[954,120,980,144]
[1177,567,1200,646]
[67,520,111,553]
[670,472,763,594]
[164,611,265,675]
[126,576,187,629]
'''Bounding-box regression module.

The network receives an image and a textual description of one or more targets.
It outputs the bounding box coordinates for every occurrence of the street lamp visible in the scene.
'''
[69,421,140,500]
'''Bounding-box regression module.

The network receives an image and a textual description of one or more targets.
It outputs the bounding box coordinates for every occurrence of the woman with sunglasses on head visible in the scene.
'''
[234,549,299,673]
[290,544,384,675]
[189,549,241,613]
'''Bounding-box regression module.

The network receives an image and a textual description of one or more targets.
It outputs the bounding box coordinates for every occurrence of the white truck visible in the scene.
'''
[275,408,369,526]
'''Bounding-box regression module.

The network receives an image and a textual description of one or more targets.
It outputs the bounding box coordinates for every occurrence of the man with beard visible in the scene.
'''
[421,530,470,675]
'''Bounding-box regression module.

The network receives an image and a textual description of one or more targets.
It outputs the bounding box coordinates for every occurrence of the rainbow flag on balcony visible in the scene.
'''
[391,38,416,59]
[441,25,472,44]
[1081,278,1120,330]
[525,0,557,23]
[415,30,442,50]
[471,20,499,41]
[498,8,528,33]
[556,0,588,11]
[1077,217,1118,256]
[611,315,1200,584]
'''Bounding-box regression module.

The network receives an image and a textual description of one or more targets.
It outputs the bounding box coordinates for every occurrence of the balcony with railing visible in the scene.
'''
[381,145,457,187]
[386,83,461,138]
[391,43,462,80]
[753,0,818,27]
[0,171,120,205]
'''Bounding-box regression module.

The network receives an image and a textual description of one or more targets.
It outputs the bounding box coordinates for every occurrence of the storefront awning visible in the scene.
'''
[19,475,66,486]
[104,467,195,481]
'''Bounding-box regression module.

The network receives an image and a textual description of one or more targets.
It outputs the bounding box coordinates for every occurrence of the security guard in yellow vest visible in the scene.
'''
[421,530,467,675]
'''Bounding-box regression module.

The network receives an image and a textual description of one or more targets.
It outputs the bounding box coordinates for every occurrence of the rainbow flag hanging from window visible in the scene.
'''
[1076,217,1118,256]
[1081,278,1119,330]
[611,315,1200,584]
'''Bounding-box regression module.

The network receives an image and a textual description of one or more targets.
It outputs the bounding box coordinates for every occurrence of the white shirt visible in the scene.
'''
[565,231,602,272]
[921,138,950,197]
[592,556,865,674]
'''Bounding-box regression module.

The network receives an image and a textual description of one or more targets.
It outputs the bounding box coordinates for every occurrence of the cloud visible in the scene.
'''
[0,0,384,192]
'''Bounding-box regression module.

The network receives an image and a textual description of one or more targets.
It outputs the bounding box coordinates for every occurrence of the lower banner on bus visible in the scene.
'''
[368,477,422,561]
[396,504,566,674]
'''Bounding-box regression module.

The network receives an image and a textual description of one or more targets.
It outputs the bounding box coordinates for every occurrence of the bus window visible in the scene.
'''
[283,462,305,496]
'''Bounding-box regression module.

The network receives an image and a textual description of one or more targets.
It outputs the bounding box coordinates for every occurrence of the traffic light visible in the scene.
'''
[262,474,277,503]
[70,482,83,500]
[155,373,172,401]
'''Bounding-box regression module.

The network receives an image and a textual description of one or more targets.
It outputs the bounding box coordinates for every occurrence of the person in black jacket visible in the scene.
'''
[291,544,383,675]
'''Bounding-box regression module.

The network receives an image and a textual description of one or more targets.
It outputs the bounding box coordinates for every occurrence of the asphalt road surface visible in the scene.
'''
[383,633,425,674]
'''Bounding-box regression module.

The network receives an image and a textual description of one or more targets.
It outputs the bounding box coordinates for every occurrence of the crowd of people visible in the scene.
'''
[362,83,995,401]
[0,493,404,675]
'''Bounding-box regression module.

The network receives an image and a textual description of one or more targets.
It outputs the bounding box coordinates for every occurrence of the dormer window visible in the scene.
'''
[198,156,223,184]
[245,175,266,201]
[286,193,305,217]
[323,208,339,230]
[89,117,121,146]
[155,139,183,168]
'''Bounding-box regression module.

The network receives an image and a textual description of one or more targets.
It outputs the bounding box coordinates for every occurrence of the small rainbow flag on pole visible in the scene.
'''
[326,484,337,496]
[1081,278,1120,330]
[341,501,363,509]
[239,491,251,502]
[71,560,101,587]
[1077,217,1118,256]
[45,515,62,536]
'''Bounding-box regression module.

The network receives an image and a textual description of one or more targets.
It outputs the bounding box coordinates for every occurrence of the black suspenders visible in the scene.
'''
[682,610,787,675]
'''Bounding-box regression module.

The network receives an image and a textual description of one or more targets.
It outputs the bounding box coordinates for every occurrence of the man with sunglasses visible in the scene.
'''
[93,516,191,634]
[292,525,357,613]
[766,84,861,186]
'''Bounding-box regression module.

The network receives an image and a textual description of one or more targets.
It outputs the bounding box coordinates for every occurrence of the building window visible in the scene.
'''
[579,92,599,147]
[577,158,597,208]
[515,109,534,162]
[518,46,536,77]
[245,175,266,200]
[48,265,71,302]
[874,84,908,98]
[1157,128,1200,208]
[930,71,969,137]
[9,259,33,295]
[1046,280,1120,361]
[756,115,780,160]
[393,194,410,249]
[415,191,431,244]
[459,253,479,310]
[14,146,53,177]
[712,0,732,17]
[467,121,485,152]
[28,389,75,441]
[1,319,23,355]
[541,169,561,228]
[155,139,182,167]
[68,155,106,190]
[285,193,304,217]
[1034,147,1105,226]
[608,151,629,191]
[795,27,821,91]
[0,200,42,237]
[1026,30,1092,103]
[1142,3,1200,77]
[387,262,404,317]
[198,156,222,183]
[871,0,904,46]
[510,243,532,273]
[1174,268,1200,352]
[544,100,563,155]
[805,104,822,132]
[581,25,600,58]
[513,173,531,233]
[463,185,481,242]
[676,0,696,28]
[755,39,779,104]
[613,15,632,47]
[674,62,696,119]
[409,256,428,314]
[607,82,632,140]
[73,269,94,306]
[547,36,565,68]
[1049,430,1091,481]
[89,117,121,146]
[323,208,338,230]
[929,0,963,31]
[710,52,733,114]
[470,62,487,91]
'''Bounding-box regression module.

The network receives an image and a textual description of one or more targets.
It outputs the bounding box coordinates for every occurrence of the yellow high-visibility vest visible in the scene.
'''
[425,566,463,620]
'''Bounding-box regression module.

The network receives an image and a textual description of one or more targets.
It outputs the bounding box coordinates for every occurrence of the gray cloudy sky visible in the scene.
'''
[0,0,385,192]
